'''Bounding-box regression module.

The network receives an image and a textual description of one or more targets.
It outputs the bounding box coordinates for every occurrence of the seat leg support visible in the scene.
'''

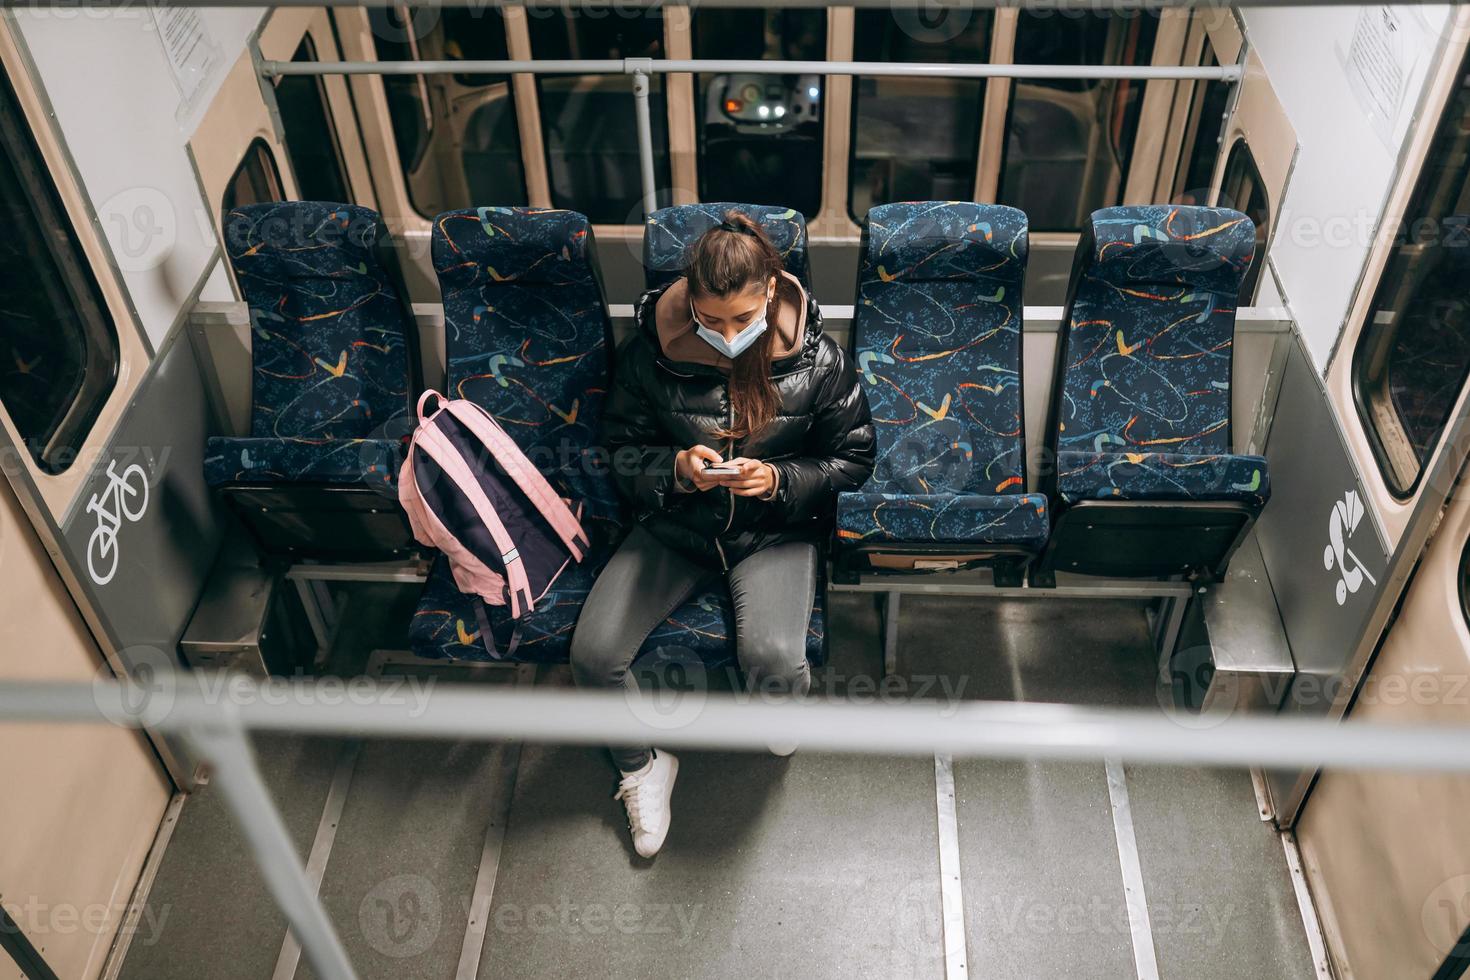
[881,591,901,679]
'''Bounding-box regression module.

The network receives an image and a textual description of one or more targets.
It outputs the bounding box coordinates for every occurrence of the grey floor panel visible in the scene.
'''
[1125,765,1317,980]
[478,745,945,980]
[118,734,340,980]
[295,736,517,980]
[954,758,1137,980]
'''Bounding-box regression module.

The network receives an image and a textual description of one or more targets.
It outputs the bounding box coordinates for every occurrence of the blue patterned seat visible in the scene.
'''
[835,202,1047,579]
[1040,205,1270,579]
[642,203,810,290]
[409,207,825,666]
[205,202,419,559]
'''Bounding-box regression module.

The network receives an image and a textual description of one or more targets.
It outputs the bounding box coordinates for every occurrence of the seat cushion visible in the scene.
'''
[642,203,810,290]
[856,202,1029,498]
[836,490,1049,549]
[1056,450,1269,507]
[223,202,414,440]
[409,555,825,668]
[204,436,402,488]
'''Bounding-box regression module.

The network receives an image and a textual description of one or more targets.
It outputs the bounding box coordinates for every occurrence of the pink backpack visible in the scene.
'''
[398,390,589,654]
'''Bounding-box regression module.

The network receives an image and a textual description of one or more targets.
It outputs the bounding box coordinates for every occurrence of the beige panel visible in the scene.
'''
[190,48,301,221]
[260,9,379,209]
[333,9,426,234]
[1297,475,1470,979]
[1212,48,1296,215]
[1152,14,1210,201]
[811,7,857,239]
[1202,8,1243,66]
[1326,16,1470,554]
[665,6,697,206]
[1122,9,1189,204]
[974,8,1017,204]
[0,25,152,524]
[0,475,169,980]
[503,7,552,209]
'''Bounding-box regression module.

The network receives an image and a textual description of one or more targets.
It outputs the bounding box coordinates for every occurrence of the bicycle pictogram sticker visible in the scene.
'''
[85,460,149,586]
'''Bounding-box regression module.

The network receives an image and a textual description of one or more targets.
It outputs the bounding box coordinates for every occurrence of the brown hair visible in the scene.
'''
[685,211,790,442]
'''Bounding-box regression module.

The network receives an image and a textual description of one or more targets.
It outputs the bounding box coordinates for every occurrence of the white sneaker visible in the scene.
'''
[767,739,798,758]
[614,750,678,858]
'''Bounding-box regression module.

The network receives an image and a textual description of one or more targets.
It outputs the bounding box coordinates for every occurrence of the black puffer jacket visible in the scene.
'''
[601,278,875,568]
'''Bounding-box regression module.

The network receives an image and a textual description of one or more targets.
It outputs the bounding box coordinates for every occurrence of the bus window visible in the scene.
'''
[999,11,1160,232]
[222,138,284,213]
[368,8,528,218]
[1217,139,1269,303]
[0,66,119,474]
[274,36,350,204]
[1353,46,1470,498]
[528,8,670,223]
[1172,44,1229,205]
[848,9,993,223]
[692,10,826,219]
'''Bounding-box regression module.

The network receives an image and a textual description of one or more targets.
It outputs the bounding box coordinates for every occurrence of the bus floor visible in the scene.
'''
[115,587,1321,980]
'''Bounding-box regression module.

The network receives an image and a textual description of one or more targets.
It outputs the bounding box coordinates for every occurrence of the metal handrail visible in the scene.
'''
[259,56,1240,211]
[21,674,1470,980]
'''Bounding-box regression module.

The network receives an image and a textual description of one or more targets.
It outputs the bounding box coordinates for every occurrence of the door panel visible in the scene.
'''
[0,474,170,980]
[1296,477,1470,979]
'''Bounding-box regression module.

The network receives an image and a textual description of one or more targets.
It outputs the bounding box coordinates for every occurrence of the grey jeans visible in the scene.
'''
[569,524,816,771]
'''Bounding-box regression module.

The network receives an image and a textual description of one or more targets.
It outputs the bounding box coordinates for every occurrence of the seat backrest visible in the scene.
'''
[224,202,415,440]
[431,207,620,538]
[1048,205,1255,465]
[854,202,1029,496]
[642,203,810,290]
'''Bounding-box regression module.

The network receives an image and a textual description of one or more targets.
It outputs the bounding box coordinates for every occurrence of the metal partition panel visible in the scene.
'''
[1256,337,1390,823]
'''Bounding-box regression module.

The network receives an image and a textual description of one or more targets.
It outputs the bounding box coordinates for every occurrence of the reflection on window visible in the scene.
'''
[0,66,119,473]
[693,11,825,218]
[999,11,1160,232]
[848,10,993,222]
[1172,43,1229,205]
[222,138,284,213]
[528,9,670,223]
[275,37,350,203]
[368,8,528,218]
[1218,139,1268,303]
[1354,46,1470,497]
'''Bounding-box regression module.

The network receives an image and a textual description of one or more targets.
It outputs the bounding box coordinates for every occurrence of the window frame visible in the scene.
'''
[222,137,286,214]
[0,59,121,475]
[1217,136,1269,305]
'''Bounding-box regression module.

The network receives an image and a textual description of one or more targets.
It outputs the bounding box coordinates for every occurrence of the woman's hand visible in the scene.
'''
[675,445,726,492]
[712,457,777,498]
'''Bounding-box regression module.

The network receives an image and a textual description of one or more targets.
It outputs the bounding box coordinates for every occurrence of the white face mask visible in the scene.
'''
[691,296,770,360]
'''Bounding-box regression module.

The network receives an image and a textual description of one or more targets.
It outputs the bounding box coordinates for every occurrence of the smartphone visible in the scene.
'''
[702,461,742,475]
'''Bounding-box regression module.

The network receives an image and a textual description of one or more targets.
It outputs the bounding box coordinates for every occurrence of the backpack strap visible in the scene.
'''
[446,400,591,561]
[473,599,521,661]
[413,421,536,617]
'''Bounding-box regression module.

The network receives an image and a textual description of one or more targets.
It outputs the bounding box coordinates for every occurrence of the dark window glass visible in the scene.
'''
[274,37,350,203]
[222,138,284,212]
[1172,43,1229,205]
[367,8,527,218]
[528,8,670,223]
[1354,47,1470,497]
[693,11,826,218]
[0,66,119,473]
[999,11,1160,231]
[1217,139,1268,303]
[848,10,993,223]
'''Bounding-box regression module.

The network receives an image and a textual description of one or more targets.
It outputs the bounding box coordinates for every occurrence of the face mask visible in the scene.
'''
[692,297,769,360]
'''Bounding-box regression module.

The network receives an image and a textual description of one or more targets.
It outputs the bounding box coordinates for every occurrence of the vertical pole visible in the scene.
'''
[184,718,359,980]
[883,591,901,678]
[631,67,658,218]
